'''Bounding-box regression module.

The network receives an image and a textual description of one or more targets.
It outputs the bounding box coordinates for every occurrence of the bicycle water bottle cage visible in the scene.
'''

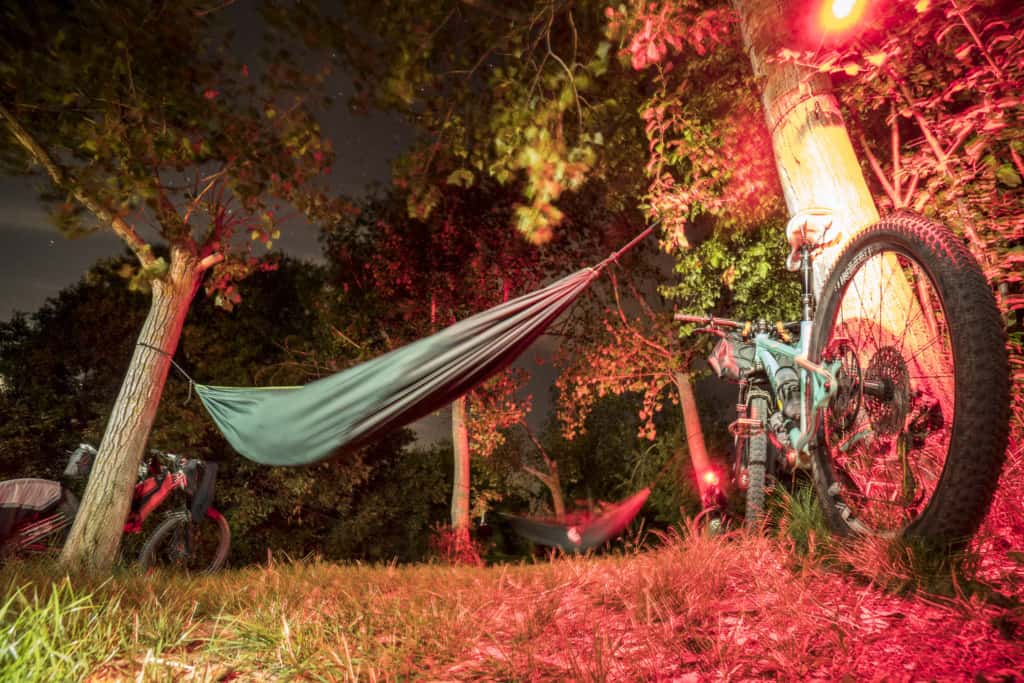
[785,208,838,272]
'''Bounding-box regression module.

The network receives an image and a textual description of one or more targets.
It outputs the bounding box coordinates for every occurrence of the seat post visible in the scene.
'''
[800,244,815,322]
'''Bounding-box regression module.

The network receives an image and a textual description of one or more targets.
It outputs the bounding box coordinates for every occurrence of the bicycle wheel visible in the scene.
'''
[0,491,77,561]
[138,508,230,572]
[743,396,770,529]
[809,213,1008,545]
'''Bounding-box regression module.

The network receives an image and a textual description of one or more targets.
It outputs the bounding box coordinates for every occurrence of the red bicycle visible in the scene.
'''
[0,444,230,572]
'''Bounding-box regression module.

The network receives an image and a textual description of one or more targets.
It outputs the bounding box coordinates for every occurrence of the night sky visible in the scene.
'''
[0,94,412,322]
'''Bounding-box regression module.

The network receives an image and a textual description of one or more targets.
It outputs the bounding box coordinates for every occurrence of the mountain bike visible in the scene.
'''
[677,211,1008,546]
[0,444,230,571]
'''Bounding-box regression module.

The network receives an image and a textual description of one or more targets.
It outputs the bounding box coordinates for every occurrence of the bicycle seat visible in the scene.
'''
[785,208,838,271]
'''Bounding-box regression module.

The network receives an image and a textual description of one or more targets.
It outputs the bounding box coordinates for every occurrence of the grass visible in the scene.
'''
[4,432,1024,682]
[2,520,1022,682]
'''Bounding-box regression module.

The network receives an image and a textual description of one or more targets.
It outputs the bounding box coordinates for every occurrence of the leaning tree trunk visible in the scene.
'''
[59,248,201,574]
[672,371,713,502]
[524,460,566,520]
[733,0,879,293]
[450,394,472,546]
[733,0,933,390]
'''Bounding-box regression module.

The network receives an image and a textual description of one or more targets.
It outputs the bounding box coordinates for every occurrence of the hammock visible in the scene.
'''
[504,488,651,551]
[191,225,656,466]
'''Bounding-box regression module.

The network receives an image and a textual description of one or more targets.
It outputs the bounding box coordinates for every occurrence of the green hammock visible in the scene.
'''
[192,226,654,467]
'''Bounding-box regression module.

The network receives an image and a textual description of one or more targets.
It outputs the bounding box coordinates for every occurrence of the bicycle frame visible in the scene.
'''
[759,243,841,458]
[682,244,839,462]
[747,323,836,458]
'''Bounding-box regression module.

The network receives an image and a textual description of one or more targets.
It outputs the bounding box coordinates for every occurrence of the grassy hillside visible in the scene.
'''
[2,522,1022,682]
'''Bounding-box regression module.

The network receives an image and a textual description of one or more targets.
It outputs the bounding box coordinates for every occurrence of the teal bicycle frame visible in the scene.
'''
[679,243,839,461]
[748,323,835,458]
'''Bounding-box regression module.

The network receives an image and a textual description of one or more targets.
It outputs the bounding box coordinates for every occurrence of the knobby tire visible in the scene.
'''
[138,508,230,572]
[809,213,1008,546]
[744,396,770,530]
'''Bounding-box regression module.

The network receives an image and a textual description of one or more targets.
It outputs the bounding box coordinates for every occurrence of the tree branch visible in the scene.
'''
[857,130,901,207]
[951,0,1004,79]
[1011,146,1024,180]
[890,103,902,203]
[197,252,224,272]
[183,167,227,225]
[894,81,950,174]
[523,465,555,488]
[193,0,239,18]
[608,270,672,359]
[0,103,156,268]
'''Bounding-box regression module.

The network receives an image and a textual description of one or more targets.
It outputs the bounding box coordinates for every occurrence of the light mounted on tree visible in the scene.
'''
[820,0,867,33]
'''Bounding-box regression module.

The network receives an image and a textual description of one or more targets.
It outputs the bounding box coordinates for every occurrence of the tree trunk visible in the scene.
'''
[733,0,879,294]
[450,394,471,539]
[733,0,933,397]
[59,248,200,574]
[524,461,566,520]
[521,423,566,519]
[672,371,713,501]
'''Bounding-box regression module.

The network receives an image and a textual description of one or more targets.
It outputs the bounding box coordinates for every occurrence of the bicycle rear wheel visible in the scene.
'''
[809,213,1008,545]
[138,508,230,572]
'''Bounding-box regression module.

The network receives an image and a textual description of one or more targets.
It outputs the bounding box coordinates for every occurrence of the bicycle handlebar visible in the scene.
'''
[674,313,802,342]
[673,313,745,329]
[148,450,203,473]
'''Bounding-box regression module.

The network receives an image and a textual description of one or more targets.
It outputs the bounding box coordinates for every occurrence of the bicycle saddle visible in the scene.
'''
[785,208,838,271]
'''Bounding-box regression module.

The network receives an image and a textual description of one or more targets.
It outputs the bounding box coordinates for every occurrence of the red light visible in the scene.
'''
[703,470,720,487]
[820,0,866,32]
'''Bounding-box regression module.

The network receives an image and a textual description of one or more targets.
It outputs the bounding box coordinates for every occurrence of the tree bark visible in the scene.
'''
[521,422,566,519]
[450,394,472,538]
[59,247,201,574]
[524,462,566,520]
[733,0,879,294]
[672,371,713,500]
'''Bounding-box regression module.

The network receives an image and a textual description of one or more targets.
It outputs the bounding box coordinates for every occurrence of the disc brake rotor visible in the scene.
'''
[864,346,910,436]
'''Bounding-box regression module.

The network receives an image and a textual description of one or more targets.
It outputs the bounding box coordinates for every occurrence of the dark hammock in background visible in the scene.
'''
[504,488,651,552]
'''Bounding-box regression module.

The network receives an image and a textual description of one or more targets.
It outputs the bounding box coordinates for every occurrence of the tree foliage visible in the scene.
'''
[274,0,652,243]
[0,1,335,294]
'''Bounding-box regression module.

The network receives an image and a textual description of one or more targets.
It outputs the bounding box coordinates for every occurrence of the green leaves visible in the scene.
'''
[446,169,475,188]
[996,163,1021,187]
[127,256,169,294]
